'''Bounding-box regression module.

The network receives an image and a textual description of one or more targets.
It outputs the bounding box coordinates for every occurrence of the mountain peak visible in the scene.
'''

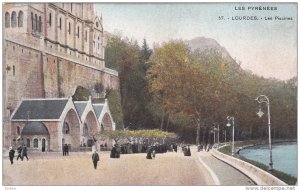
[186,37,232,60]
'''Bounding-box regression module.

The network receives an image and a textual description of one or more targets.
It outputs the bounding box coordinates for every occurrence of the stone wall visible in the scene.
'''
[5,41,44,109]
[211,148,287,185]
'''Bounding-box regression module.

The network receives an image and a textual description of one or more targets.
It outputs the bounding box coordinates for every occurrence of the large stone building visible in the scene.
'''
[3,3,119,150]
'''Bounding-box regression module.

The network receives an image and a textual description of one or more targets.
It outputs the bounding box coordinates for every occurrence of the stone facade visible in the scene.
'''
[3,3,119,148]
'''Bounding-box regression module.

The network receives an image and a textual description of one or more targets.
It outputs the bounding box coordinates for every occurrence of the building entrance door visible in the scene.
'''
[42,139,46,152]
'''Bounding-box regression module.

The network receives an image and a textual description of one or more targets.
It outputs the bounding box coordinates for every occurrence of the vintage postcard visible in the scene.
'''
[2,2,298,190]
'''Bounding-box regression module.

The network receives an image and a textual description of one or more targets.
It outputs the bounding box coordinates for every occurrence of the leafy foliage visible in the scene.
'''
[97,129,176,144]
[106,89,124,130]
[72,86,91,101]
[105,34,296,143]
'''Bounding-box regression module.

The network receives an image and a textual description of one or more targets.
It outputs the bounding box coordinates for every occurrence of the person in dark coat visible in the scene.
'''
[110,145,116,158]
[174,144,178,152]
[146,146,152,159]
[187,146,191,156]
[115,144,121,158]
[9,147,15,165]
[183,146,188,156]
[22,145,29,160]
[16,145,23,161]
[66,144,69,155]
[63,144,66,156]
[92,150,100,169]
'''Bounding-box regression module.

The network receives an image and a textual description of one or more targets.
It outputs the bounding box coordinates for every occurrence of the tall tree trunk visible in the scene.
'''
[165,113,170,131]
[196,119,200,145]
[160,110,165,131]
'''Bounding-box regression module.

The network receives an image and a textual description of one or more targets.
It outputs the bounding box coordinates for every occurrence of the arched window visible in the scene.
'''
[26,138,30,147]
[49,13,52,26]
[101,124,104,131]
[68,22,71,34]
[63,122,70,134]
[31,12,34,30]
[83,123,88,136]
[13,65,15,76]
[34,138,38,148]
[17,126,20,135]
[11,11,17,28]
[39,16,42,32]
[77,26,79,38]
[18,11,23,27]
[35,14,38,31]
[59,17,62,30]
[5,12,10,28]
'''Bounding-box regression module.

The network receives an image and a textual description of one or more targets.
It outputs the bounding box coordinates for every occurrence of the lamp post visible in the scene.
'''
[224,128,227,145]
[226,116,235,155]
[255,95,273,170]
[213,123,220,147]
[213,128,216,145]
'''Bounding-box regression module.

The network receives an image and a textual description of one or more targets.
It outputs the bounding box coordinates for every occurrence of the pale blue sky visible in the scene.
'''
[95,3,297,81]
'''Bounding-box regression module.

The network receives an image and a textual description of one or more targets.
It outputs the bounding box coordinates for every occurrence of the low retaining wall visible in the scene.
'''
[211,148,287,185]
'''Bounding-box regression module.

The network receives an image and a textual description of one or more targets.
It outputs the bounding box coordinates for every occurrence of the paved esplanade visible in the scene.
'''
[3,148,254,186]
[196,151,256,185]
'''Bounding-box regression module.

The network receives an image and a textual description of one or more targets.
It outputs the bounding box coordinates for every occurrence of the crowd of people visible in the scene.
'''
[197,144,213,152]
[8,145,29,165]
[8,142,195,170]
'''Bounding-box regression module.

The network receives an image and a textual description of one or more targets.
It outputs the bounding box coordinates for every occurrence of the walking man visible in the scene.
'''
[22,145,29,160]
[9,147,15,165]
[92,150,100,169]
[16,145,23,161]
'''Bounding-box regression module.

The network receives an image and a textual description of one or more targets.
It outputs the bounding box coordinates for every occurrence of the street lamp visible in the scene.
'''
[224,127,227,145]
[226,116,235,155]
[213,123,220,146]
[255,95,273,170]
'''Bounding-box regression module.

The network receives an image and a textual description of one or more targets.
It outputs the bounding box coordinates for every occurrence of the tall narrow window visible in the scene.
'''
[59,17,62,30]
[5,12,10,28]
[68,22,71,34]
[13,65,15,76]
[49,13,52,26]
[34,138,38,148]
[35,14,38,31]
[17,126,20,135]
[26,138,30,148]
[77,26,79,38]
[85,30,87,42]
[31,12,34,30]
[39,16,42,32]
[11,11,17,28]
[18,11,23,27]
[71,3,73,13]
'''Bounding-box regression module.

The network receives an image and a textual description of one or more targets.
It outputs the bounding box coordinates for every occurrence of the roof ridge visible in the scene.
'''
[22,98,69,101]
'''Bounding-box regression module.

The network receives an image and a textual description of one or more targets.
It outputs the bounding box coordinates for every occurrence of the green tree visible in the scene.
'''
[106,89,124,130]
[147,41,227,144]
[72,86,91,101]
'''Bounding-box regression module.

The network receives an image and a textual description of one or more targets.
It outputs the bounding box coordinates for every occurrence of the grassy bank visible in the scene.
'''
[218,144,297,185]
